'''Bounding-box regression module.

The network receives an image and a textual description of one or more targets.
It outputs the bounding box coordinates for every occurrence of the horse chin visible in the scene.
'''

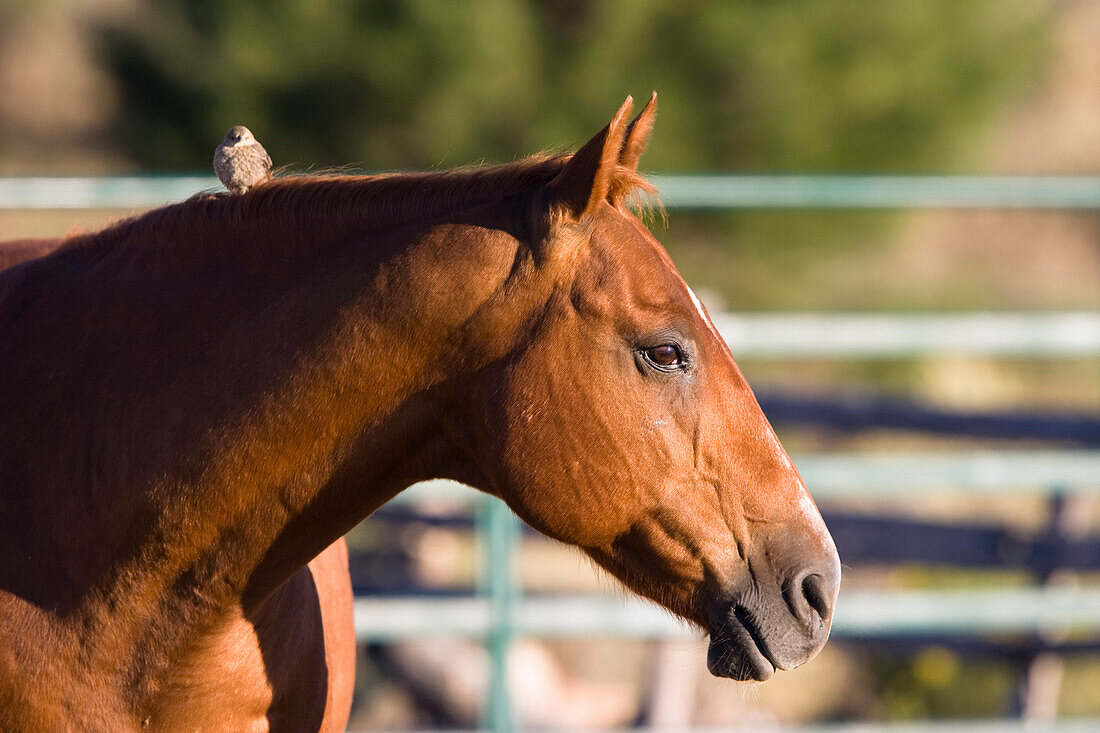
[705,614,776,682]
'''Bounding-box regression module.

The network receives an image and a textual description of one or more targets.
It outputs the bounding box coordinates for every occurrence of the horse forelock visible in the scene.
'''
[61,154,656,261]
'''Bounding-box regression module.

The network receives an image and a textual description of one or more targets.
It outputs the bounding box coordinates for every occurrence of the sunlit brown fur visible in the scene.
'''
[0,238,61,270]
[0,94,838,731]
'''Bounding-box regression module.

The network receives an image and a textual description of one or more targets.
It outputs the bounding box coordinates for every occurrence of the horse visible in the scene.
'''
[0,238,62,270]
[0,94,840,731]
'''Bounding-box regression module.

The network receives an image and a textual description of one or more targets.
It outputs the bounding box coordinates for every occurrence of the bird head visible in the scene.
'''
[222,126,255,146]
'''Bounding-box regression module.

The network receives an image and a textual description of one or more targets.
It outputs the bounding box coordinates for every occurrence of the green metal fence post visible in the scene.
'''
[479,497,518,733]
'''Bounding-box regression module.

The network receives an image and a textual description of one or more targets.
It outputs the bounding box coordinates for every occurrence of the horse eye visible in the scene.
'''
[644,344,683,369]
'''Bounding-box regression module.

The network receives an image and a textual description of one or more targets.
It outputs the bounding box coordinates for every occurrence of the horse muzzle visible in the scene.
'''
[706,556,840,682]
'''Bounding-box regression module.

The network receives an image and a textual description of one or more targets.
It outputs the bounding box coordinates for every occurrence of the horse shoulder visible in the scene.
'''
[147,604,274,732]
[0,238,63,271]
[151,539,354,733]
[0,594,123,731]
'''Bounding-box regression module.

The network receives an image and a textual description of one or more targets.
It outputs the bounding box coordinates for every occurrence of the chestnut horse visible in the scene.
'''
[0,238,62,270]
[0,95,839,731]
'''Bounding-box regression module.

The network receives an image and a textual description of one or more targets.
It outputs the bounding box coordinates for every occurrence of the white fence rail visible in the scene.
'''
[8,174,1100,210]
[349,722,1100,733]
[354,587,1100,642]
[0,176,219,209]
[714,312,1100,358]
[397,451,1100,505]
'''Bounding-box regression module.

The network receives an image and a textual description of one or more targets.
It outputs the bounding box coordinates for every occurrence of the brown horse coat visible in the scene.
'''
[0,237,355,731]
[0,96,839,731]
[0,238,62,270]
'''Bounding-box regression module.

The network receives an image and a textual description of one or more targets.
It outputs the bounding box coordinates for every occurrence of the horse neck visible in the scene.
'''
[0,237,63,270]
[105,196,541,625]
[0,180,557,701]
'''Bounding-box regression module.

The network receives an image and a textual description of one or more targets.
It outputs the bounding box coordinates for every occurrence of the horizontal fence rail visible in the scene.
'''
[348,721,1100,733]
[757,392,1100,445]
[793,450,1100,496]
[0,176,219,209]
[769,722,1100,733]
[394,451,1100,505]
[353,587,1100,642]
[651,175,1100,209]
[7,174,1100,210]
[713,312,1100,358]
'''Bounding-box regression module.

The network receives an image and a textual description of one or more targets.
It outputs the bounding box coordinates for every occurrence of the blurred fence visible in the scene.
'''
[373,455,1100,639]
[371,451,1100,731]
[4,176,1099,732]
[6,174,1100,209]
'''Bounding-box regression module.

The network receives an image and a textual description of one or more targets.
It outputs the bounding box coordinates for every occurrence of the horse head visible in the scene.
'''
[464,95,840,681]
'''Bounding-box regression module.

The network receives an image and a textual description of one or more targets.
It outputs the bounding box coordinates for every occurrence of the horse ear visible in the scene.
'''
[619,91,657,173]
[547,96,634,222]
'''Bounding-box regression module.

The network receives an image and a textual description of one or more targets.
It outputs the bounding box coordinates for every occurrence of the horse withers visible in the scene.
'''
[0,95,839,731]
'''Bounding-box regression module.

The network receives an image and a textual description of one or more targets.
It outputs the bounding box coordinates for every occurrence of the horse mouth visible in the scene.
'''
[706,607,776,682]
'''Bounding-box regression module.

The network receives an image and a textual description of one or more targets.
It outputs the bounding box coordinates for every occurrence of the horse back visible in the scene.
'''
[0,238,63,270]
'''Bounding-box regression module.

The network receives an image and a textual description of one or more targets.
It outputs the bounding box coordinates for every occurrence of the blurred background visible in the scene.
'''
[2,1,1098,730]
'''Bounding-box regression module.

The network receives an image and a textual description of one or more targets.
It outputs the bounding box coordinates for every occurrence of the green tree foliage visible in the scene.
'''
[94,1,1052,310]
[98,0,1048,173]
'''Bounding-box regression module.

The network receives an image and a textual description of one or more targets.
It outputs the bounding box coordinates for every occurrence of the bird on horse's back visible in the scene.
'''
[0,95,839,731]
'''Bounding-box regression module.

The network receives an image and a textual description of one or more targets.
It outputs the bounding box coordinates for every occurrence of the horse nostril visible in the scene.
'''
[801,573,831,621]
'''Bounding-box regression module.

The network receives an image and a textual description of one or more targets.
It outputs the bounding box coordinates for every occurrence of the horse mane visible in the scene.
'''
[62,154,655,262]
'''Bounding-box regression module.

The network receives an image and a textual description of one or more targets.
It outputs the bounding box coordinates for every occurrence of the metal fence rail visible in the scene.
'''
[8,174,1100,210]
[713,312,1100,358]
[396,451,1100,504]
[0,176,219,209]
[795,450,1100,495]
[349,722,1100,733]
[353,587,1100,642]
[651,175,1100,209]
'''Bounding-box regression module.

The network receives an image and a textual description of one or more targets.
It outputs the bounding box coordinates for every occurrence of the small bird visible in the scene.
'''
[214,126,272,195]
